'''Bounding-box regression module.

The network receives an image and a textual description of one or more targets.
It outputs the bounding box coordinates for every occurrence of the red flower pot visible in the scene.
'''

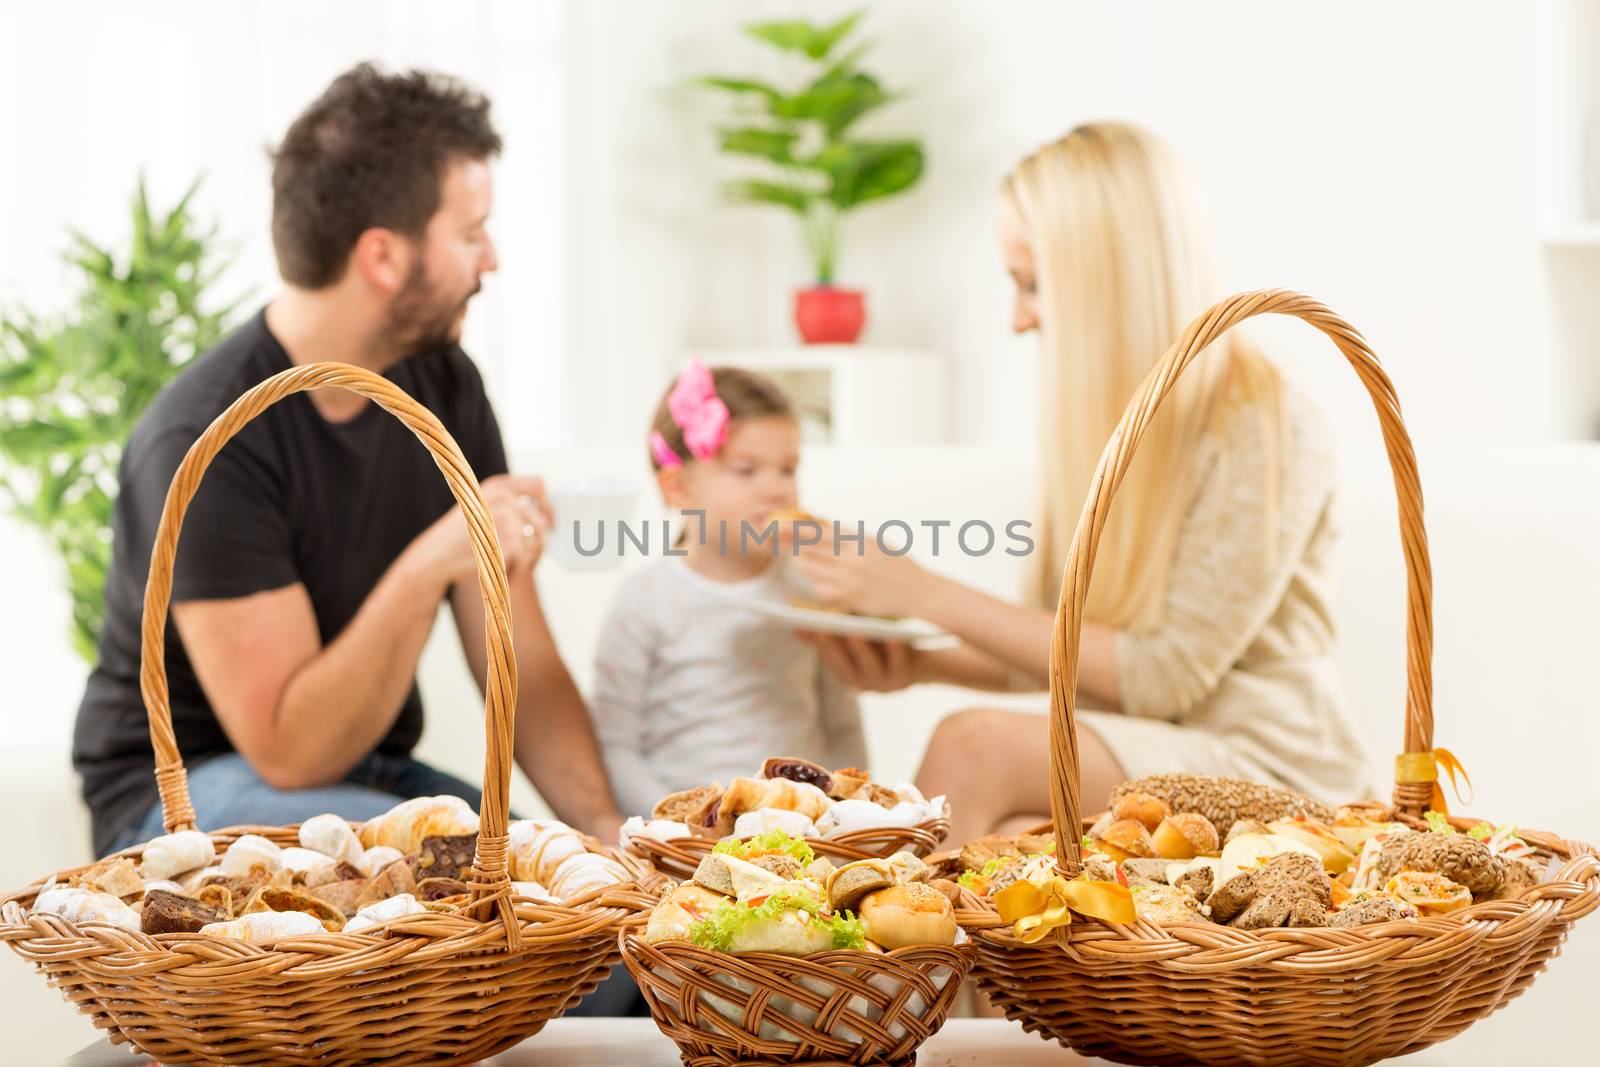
[794,286,866,344]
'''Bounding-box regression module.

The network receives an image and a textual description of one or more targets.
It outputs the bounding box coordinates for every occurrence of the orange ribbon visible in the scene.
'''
[993,876,1135,943]
[1395,747,1472,814]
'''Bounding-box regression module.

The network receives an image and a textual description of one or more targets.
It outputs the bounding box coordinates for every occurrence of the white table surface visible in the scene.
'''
[57,1016,1468,1066]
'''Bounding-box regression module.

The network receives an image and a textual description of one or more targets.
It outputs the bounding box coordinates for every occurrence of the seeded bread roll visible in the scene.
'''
[1372,833,1506,896]
[1109,775,1332,834]
[1207,851,1331,930]
[1330,895,1415,927]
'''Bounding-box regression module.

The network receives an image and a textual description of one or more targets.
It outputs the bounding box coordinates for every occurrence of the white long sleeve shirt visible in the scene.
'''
[590,557,868,820]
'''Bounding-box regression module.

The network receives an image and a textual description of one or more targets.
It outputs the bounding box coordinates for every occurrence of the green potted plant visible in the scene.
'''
[699,10,924,344]
[0,179,236,662]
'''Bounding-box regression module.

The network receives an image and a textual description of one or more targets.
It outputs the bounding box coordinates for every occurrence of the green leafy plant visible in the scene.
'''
[0,179,237,662]
[700,9,924,285]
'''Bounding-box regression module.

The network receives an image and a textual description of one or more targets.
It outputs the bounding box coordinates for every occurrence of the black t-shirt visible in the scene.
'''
[73,309,509,855]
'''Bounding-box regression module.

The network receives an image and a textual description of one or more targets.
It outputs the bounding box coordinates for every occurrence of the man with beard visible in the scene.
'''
[73,64,625,858]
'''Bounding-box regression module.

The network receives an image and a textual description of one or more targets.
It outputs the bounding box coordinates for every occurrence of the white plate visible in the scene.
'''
[739,599,958,649]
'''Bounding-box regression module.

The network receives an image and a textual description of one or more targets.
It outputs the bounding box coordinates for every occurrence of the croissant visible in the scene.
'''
[139,830,217,881]
[200,910,326,942]
[508,820,588,884]
[547,853,627,899]
[720,777,831,823]
[358,796,478,854]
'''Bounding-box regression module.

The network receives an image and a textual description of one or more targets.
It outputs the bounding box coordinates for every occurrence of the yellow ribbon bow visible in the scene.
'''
[1395,747,1473,814]
[993,876,1136,943]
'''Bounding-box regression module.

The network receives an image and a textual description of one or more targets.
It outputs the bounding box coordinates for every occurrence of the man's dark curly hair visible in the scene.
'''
[270,63,502,288]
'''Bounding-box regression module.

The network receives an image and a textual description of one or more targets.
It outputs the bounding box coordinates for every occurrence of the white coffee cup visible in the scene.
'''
[545,478,641,571]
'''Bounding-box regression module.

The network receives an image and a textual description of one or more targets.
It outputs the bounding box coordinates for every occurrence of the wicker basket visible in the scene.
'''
[627,815,950,882]
[0,363,666,1066]
[621,930,975,1066]
[955,290,1600,1067]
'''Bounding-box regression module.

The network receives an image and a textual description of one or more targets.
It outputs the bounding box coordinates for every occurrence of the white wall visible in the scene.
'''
[562,0,1579,452]
[3,1,1581,454]
[0,0,567,451]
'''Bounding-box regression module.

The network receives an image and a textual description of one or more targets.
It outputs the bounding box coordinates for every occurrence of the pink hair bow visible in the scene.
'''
[649,430,682,469]
[661,358,729,463]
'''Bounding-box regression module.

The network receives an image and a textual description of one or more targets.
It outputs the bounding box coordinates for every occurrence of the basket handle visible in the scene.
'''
[138,362,521,942]
[1049,290,1434,870]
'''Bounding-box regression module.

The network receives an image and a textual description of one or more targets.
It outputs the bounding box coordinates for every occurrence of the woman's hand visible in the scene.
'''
[793,535,929,619]
[799,634,922,693]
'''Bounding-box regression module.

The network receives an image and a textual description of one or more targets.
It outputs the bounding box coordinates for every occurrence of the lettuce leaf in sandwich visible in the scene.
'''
[689,884,865,953]
[713,829,816,866]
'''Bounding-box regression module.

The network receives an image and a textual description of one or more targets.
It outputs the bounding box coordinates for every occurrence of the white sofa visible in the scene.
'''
[4,440,1597,1062]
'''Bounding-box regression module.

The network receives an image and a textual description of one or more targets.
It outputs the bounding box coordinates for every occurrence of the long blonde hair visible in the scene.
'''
[1006,122,1284,630]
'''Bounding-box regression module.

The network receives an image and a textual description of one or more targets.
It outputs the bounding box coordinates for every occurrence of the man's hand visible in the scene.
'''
[414,474,552,586]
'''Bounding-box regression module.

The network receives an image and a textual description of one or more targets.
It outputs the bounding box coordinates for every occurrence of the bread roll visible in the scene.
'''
[32,886,141,931]
[345,893,427,933]
[220,835,284,878]
[1092,820,1156,863]
[200,910,325,942]
[298,814,362,864]
[720,777,831,822]
[139,830,216,881]
[645,883,726,943]
[1112,792,1171,832]
[857,883,956,949]
[358,795,478,854]
[1109,774,1333,832]
[280,847,337,883]
[353,846,405,879]
[1152,814,1220,860]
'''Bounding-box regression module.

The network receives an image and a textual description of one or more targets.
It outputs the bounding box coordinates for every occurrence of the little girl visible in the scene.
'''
[590,360,867,819]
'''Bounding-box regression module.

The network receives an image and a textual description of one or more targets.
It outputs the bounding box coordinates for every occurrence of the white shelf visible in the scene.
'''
[683,347,949,446]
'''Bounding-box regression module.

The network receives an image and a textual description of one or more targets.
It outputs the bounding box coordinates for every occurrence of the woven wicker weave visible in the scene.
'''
[621,931,975,1066]
[0,363,665,1066]
[627,817,950,881]
[955,290,1600,1067]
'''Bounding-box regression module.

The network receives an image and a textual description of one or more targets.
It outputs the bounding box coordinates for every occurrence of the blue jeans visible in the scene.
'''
[111,750,484,852]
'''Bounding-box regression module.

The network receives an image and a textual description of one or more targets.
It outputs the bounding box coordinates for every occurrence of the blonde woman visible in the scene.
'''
[795,122,1371,843]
